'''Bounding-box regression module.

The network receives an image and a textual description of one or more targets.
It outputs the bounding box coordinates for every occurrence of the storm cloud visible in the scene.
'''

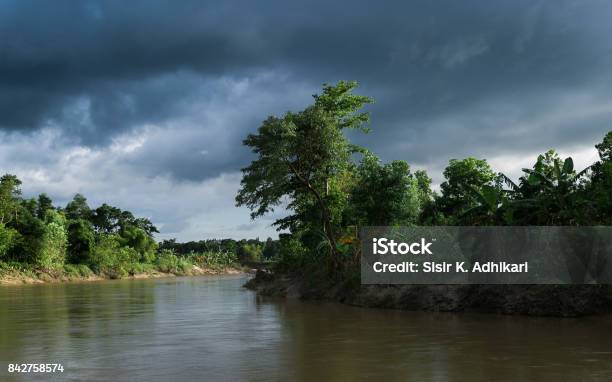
[1,0,611,239]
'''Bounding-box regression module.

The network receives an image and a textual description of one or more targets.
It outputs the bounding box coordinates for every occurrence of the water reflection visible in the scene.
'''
[0,276,611,381]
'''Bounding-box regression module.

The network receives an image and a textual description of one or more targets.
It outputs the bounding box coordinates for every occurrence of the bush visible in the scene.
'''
[118,225,158,262]
[89,234,140,278]
[36,211,68,269]
[67,219,95,264]
[237,243,262,262]
[124,262,155,275]
[63,263,94,278]
[0,223,18,258]
[156,249,193,275]
[273,236,312,274]
[189,251,238,270]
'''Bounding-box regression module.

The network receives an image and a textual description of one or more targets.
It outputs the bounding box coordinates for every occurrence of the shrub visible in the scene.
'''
[237,243,262,263]
[273,236,311,274]
[36,211,68,269]
[156,249,193,275]
[190,251,238,270]
[0,223,18,258]
[67,219,95,264]
[118,225,158,262]
[63,263,94,278]
[124,262,155,275]
[89,234,140,278]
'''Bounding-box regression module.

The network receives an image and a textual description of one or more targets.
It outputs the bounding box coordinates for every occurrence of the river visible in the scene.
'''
[1,275,611,381]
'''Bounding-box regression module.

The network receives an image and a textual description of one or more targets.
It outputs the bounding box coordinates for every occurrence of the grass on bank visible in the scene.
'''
[0,250,241,283]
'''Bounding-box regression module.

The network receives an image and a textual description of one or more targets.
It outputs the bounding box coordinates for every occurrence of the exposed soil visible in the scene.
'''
[0,266,245,286]
[245,270,612,317]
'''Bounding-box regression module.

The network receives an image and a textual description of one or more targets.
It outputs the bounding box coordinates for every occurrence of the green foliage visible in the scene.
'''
[67,219,95,263]
[118,225,158,263]
[348,152,422,226]
[0,174,162,279]
[262,237,280,260]
[65,194,92,221]
[235,82,611,278]
[237,243,262,262]
[63,263,94,278]
[156,249,193,275]
[437,158,497,220]
[35,210,68,269]
[36,193,54,220]
[272,235,311,274]
[595,132,612,162]
[237,81,373,260]
[0,223,18,258]
[0,174,22,225]
[124,262,156,275]
[89,234,140,278]
[189,251,238,270]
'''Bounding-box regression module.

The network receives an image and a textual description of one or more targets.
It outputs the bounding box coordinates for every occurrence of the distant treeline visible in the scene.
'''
[236,81,612,275]
[159,237,282,263]
[0,184,239,278]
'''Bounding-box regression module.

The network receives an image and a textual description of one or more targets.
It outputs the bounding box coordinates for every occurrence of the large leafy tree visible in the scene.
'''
[0,174,22,225]
[0,175,22,256]
[67,219,95,264]
[437,158,497,220]
[348,152,422,226]
[92,204,124,233]
[586,132,612,224]
[236,81,373,258]
[36,210,68,269]
[510,150,590,225]
[36,193,54,220]
[65,194,93,221]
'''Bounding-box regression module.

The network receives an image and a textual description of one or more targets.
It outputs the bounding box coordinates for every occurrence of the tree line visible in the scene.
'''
[0,183,246,278]
[0,185,163,277]
[159,237,281,263]
[236,81,612,274]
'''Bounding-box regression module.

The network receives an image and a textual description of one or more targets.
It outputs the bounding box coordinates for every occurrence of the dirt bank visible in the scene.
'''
[245,270,612,317]
[1,266,245,286]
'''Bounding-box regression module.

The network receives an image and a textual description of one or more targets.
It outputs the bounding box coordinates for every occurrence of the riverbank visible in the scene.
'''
[245,270,612,317]
[0,264,245,286]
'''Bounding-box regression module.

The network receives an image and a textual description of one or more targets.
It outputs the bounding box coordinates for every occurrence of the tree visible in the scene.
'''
[0,174,22,225]
[36,193,54,220]
[89,234,139,278]
[512,150,590,225]
[262,237,280,259]
[348,152,422,226]
[92,204,123,233]
[65,194,92,221]
[460,185,513,225]
[595,131,612,162]
[133,217,159,236]
[36,210,68,269]
[414,170,434,207]
[67,219,95,264]
[586,131,612,224]
[118,225,157,262]
[0,223,18,258]
[237,243,262,263]
[437,158,497,220]
[236,81,373,260]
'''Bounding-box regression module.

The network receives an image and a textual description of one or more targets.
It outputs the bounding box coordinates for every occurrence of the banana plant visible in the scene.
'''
[460,185,514,225]
[515,153,591,225]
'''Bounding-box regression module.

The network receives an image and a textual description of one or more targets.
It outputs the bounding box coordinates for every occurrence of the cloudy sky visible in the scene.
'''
[1,0,611,241]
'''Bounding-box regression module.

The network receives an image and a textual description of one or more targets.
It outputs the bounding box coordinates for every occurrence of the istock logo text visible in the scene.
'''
[372,238,433,255]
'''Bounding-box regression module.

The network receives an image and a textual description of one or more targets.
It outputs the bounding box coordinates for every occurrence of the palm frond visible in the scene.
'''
[499,173,519,192]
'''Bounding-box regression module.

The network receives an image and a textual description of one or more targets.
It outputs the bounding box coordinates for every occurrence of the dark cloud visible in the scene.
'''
[3,1,612,138]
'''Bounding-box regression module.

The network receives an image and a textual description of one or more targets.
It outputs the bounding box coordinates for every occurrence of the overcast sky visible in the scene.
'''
[1,0,611,241]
